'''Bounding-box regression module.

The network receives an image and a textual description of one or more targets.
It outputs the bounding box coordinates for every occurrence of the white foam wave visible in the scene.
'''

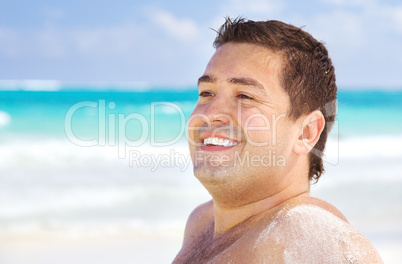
[0,186,143,218]
[1,135,400,240]
[0,218,186,239]
[0,138,206,221]
[1,134,401,166]
[323,134,402,161]
[0,79,62,91]
[0,138,191,169]
[0,111,11,126]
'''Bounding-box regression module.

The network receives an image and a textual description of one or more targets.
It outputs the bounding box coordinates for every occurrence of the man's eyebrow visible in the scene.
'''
[197,75,216,86]
[229,77,266,94]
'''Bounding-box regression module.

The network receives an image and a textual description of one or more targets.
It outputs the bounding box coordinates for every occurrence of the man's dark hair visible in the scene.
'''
[213,17,337,182]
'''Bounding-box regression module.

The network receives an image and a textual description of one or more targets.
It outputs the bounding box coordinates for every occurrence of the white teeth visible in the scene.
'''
[203,137,238,147]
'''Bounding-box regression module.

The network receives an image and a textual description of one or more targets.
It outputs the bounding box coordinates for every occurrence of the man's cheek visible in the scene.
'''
[243,116,271,147]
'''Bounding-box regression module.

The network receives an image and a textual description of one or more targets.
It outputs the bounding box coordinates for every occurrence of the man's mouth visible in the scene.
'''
[203,137,239,147]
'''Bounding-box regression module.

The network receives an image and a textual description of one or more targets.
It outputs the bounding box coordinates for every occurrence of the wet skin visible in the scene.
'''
[173,43,383,264]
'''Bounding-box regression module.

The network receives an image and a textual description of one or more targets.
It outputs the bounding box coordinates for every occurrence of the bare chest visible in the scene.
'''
[173,226,280,264]
[173,238,245,264]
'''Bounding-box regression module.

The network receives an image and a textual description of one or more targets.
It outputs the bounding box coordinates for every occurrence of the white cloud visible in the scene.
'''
[211,0,284,26]
[309,10,366,48]
[36,26,67,58]
[317,0,402,36]
[394,7,402,34]
[0,26,68,59]
[0,23,147,60]
[1,0,400,87]
[318,0,377,7]
[372,5,402,34]
[206,0,284,35]
[149,10,200,42]
[70,24,144,56]
[207,0,402,87]
[304,0,402,87]
[287,1,402,53]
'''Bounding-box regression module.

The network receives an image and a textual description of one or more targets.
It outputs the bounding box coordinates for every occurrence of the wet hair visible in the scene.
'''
[213,17,337,182]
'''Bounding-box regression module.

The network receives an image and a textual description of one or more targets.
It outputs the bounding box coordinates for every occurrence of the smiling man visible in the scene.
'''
[173,18,383,263]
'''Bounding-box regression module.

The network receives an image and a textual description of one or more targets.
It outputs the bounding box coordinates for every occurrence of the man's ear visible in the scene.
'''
[293,110,325,155]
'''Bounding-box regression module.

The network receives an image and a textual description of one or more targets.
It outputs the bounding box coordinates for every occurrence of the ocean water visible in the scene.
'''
[0,86,402,263]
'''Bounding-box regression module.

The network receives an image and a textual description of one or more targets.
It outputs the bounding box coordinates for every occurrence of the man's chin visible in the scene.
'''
[192,150,238,168]
[193,165,235,183]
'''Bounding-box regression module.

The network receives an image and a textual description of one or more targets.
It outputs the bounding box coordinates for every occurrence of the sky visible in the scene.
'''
[0,0,402,89]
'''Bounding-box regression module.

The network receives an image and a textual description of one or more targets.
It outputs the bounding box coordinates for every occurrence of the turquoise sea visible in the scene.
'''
[1,86,402,263]
[1,88,402,139]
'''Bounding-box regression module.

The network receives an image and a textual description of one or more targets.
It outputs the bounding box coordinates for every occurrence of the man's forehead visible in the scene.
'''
[199,43,284,94]
[207,43,283,77]
[214,42,282,62]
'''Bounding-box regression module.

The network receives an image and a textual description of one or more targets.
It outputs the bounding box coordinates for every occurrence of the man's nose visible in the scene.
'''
[202,94,233,125]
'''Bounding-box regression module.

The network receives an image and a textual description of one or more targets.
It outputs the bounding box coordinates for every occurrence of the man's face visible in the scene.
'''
[187,43,301,199]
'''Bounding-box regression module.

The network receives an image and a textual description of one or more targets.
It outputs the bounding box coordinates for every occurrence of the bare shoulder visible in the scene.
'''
[172,200,213,263]
[182,200,213,244]
[251,196,384,263]
[284,196,349,222]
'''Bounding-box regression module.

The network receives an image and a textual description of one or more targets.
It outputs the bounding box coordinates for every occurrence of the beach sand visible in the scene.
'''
[1,157,401,264]
[0,231,184,264]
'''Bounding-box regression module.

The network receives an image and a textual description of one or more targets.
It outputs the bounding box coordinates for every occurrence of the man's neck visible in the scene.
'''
[212,182,310,236]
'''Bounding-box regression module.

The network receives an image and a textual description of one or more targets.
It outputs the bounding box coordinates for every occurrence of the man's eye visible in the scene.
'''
[237,94,253,100]
[199,91,214,97]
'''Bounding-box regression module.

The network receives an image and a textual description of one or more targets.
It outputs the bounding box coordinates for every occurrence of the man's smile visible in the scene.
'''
[203,137,239,147]
[196,130,243,152]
